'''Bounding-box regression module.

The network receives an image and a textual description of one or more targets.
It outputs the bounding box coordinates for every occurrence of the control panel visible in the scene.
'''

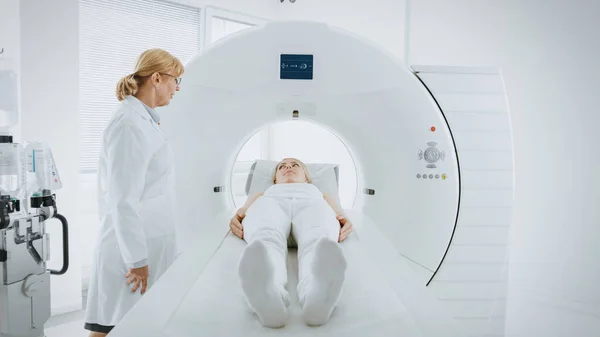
[280,54,313,80]
[416,125,450,181]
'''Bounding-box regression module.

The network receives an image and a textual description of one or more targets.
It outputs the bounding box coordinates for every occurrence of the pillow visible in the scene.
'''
[245,159,341,204]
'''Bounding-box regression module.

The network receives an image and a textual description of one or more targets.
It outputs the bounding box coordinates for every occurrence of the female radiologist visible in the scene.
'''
[84,48,184,337]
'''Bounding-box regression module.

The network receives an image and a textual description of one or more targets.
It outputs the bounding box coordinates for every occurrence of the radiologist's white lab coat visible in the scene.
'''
[84,95,180,329]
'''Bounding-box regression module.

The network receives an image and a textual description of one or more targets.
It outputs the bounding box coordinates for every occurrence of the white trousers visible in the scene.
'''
[242,183,341,304]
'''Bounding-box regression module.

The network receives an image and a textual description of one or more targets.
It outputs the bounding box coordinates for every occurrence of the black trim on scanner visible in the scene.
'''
[412,71,463,287]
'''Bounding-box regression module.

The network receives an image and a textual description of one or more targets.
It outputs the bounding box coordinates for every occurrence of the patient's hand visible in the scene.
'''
[337,214,353,242]
[230,208,246,239]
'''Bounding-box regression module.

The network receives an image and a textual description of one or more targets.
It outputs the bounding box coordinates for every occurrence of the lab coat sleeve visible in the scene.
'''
[106,122,151,267]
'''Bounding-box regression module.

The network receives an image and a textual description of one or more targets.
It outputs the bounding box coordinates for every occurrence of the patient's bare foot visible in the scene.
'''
[239,240,289,328]
[302,238,347,326]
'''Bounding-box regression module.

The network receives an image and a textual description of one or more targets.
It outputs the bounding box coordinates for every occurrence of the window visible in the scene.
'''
[79,0,201,173]
[78,0,201,287]
[204,6,266,45]
[211,17,255,44]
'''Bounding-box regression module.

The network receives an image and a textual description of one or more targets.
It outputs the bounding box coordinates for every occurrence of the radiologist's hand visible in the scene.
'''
[230,208,246,239]
[126,265,149,295]
[337,214,353,242]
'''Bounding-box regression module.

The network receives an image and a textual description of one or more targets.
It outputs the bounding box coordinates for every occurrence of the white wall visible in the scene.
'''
[408,1,600,336]
[20,0,82,315]
[277,0,407,60]
[0,0,21,141]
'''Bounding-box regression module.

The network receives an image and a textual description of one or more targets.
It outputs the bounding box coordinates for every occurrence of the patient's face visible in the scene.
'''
[275,158,307,184]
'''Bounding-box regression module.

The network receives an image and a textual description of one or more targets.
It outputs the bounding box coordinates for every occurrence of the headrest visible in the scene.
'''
[245,160,341,206]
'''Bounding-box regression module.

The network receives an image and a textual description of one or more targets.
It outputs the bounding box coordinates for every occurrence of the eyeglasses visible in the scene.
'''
[159,73,182,85]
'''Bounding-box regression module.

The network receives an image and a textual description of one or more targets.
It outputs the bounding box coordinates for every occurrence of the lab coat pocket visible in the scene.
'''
[140,194,174,239]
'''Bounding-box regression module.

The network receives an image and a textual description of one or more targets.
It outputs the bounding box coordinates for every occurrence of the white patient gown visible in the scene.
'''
[242,183,341,304]
[84,96,179,332]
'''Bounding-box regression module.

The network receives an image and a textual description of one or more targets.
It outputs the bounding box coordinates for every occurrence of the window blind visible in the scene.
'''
[78,0,201,173]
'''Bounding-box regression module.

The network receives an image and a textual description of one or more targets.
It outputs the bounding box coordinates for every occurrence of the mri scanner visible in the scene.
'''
[108,21,514,337]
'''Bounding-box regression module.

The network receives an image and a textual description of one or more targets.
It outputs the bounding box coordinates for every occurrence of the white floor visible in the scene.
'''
[44,289,88,337]
[46,319,85,337]
[45,310,86,337]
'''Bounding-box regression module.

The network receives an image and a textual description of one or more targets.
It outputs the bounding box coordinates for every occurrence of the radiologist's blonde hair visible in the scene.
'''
[116,48,184,101]
[273,158,312,184]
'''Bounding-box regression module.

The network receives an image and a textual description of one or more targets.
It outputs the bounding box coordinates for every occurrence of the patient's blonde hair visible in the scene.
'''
[116,48,184,101]
[273,158,312,184]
